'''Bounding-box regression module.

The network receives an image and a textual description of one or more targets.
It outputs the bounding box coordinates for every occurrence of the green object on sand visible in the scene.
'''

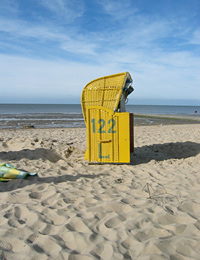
[0,163,37,181]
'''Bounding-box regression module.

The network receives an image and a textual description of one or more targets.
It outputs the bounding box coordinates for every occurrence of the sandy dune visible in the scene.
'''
[0,124,200,259]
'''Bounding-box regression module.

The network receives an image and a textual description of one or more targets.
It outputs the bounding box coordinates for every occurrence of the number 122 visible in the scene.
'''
[91,118,116,133]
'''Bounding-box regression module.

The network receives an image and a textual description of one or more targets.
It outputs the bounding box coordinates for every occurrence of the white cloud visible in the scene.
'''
[41,0,85,22]
[0,17,98,57]
[0,54,117,103]
[0,0,19,16]
[97,0,135,20]
[0,1,193,58]
[61,40,97,55]
[0,17,64,40]
[190,29,200,45]
[1,49,199,104]
[0,0,199,104]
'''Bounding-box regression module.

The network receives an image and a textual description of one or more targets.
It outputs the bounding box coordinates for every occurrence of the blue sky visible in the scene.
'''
[0,0,200,105]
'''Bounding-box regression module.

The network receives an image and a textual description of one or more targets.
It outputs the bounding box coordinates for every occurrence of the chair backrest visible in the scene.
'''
[81,72,133,123]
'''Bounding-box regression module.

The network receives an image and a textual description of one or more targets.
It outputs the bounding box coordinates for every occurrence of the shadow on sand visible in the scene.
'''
[0,173,109,192]
[132,141,200,165]
[0,148,62,163]
[1,141,200,191]
[0,148,99,192]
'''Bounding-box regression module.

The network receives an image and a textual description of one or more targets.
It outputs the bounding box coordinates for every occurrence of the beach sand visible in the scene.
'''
[0,124,200,259]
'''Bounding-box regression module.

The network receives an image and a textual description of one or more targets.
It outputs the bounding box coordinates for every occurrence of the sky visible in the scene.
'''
[0,0,200,105]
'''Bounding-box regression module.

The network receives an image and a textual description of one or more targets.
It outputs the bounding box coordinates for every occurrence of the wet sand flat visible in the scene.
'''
[0,113,199,129]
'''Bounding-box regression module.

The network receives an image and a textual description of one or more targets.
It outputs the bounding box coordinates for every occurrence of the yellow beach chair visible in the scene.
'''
[81,72,134,163]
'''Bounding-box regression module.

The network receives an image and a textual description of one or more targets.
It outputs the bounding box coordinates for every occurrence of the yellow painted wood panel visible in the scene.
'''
[86,107,119,163]
[117,112,130,163]
[86,108,131,163]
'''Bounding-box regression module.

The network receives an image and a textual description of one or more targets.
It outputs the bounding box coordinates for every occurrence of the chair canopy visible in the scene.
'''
[81,72,133,123]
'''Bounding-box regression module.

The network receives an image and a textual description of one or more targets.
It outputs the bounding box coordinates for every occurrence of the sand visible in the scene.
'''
[0,124,200,259]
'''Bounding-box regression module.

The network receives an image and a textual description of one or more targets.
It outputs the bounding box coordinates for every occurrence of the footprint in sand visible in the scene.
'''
[29,192,42,199]
[4,206,27,228]
[66,217,92,233]
[64,146,74,158]
[14,206,21,218]
[92,243,114,259]
[38,224,52,235]
[105,215,126,228]
[0,240,12,252]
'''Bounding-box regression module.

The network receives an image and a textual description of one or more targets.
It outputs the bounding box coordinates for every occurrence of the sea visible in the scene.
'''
[0,104,199,129]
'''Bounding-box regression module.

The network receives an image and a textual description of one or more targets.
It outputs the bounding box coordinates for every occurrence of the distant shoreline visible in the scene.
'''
[134,113,200,126]
[0,113,199,129]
